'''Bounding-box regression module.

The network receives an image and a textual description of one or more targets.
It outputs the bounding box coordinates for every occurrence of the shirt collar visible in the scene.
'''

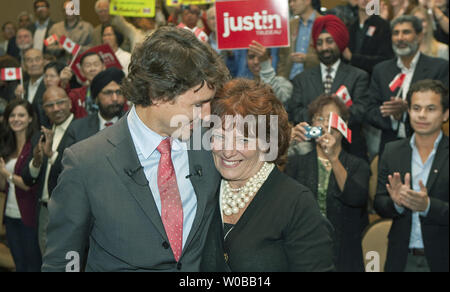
[410,131,443,151]
[35,18,50,28]
[98,112,118,127]
[397,51,421,72]
[320,59,341,76]
[53,113,74,131]
[127,106,187,159]
[30,75,44,87]
[300,11,316,25]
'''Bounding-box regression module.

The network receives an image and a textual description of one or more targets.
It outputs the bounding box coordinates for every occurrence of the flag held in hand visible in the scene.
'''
[44,34,59,47]
[1,67,22,81]
[335,85,353,107]
[389,73,406,92]
[59,35,81,56]
[329,112,352,143]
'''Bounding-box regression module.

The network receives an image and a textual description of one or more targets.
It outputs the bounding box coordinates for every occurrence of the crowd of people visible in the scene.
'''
[0,0,448,272]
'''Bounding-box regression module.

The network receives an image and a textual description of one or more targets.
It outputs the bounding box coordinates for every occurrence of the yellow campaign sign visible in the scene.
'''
[166,0,215,7]
[110,0,156,17]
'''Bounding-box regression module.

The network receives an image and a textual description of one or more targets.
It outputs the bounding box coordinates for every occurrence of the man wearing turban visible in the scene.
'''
[65,67,127,145]
[287,14,371,161]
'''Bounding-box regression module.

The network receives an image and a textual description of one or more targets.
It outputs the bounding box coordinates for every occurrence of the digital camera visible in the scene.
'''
[304,126,323,139]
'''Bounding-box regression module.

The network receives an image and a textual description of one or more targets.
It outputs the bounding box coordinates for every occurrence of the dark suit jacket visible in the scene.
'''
[42,116,222,272]
[347,15,394,75]
[374,136,449,272]
[286,61,370,160]
[21,117,76,204]
[203,167,335,272]
[366,54,449,155]
[65,114,101,146]
[285,146,370,272]
[24,78,49,128]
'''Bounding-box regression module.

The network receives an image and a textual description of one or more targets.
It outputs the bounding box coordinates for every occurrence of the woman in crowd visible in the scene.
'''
[286,94,370,272]
[412,6,449,60]
[205,78,334,272]
[0,99,41,272]
[43,61,65,88]
[102,24,131,76]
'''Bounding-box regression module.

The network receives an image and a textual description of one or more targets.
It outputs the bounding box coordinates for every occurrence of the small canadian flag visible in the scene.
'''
[389,73,406,92]
[335,85,353,107]
[59,35,80,56]
[329,112,352,143]
[44,34,59,47]
[1,67,22,81]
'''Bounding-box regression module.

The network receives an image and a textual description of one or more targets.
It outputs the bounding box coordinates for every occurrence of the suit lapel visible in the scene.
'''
[183,148,211,251]
[411,54,429,85]
[398,140,413,181]
[105,117,169,242]
[426,137,449,190]
[310,67,324,97]
[331,62,348,94]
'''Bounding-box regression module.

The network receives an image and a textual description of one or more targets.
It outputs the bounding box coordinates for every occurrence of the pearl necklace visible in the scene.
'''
[221,162,274,216]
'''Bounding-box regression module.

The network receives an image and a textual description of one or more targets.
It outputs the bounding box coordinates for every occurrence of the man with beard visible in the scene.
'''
[21,86,75,255]
[65,67,126,144]
[7,28,34,63]
[288,15,370,160]
[366,15,449,156]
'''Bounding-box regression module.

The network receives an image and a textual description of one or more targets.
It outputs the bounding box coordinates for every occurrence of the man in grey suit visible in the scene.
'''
[42,27,230,272]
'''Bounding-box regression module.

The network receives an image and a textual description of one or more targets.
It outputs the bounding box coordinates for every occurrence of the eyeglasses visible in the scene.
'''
[312,116,330,125]
[43,99,69,109]
[100,89,123,97]
[24,57,43,64]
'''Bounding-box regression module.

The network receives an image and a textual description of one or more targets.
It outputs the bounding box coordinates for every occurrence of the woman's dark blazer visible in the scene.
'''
[201,167,335,272]
[284,146,370,272]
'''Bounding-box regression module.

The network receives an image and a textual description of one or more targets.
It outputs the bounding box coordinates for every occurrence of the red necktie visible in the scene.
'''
[104,122,113,127]
[157,138,183,262]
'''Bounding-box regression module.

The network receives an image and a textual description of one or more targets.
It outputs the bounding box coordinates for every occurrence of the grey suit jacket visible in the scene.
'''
[42,115,222,272]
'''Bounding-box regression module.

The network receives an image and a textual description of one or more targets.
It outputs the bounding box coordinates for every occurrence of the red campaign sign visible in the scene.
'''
[215,0,290,50]
[71,44,122,84]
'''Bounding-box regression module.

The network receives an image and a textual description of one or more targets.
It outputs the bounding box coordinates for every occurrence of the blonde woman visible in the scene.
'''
[412,6,449,60]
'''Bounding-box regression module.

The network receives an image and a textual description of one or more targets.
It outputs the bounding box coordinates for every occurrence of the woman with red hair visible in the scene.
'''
[203,78,334,272]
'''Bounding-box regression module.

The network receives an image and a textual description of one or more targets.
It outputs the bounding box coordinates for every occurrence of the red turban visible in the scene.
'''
[312,15,349,52]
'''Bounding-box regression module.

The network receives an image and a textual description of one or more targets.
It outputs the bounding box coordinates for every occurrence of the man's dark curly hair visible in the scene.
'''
[122,26,230,106]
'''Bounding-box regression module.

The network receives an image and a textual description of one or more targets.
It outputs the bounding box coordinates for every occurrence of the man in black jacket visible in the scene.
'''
[374,79,449,272]
[287,15,370,160]
[65,67,126,145]
[343,0,394,75]
[21,86,75,255]
[366,15,449,156]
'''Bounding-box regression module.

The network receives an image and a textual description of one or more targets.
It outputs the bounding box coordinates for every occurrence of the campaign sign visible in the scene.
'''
[166,0,215,6]
[71,44,122,84]
[216,0,290,50]
[110,0,156,17]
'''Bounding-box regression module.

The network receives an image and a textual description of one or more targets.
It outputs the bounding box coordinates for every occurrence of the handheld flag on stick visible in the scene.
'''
[44,34,59,47]
[335,85,353,107]
[1,67,22,81]
[328,112,352,143]
[59,35,81,56]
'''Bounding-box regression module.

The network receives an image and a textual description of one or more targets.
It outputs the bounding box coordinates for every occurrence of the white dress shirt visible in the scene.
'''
[27,76,44,104]
[29,114,74,202]
[320,59,341,85]
[33,19,50,52]
[391,51,421,138]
